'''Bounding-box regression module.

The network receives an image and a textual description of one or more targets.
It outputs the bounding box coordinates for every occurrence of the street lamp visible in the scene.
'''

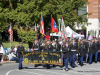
[58,18,61,39]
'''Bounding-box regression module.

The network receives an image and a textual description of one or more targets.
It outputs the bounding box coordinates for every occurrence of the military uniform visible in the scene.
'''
[88,42,95,64]
[78,43,85,66]
[16,45,25,70]
[70,42,77,68]
[62,43,70,71]
[40,43,45,51]
[94,41,99,63]
[45,43,52,51]
[34,43,40,51]
[52,43,57,51]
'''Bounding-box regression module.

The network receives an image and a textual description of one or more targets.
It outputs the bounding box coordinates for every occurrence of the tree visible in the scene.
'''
[0,0,88,41]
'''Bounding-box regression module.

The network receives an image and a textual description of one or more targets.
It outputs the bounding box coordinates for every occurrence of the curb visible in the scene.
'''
[0,61,16,65]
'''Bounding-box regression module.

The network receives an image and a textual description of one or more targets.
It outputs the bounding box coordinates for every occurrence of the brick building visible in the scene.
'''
[76,0,100,38]
[86,0,100,37]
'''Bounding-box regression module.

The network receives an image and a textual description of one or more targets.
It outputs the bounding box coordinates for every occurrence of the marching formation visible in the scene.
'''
[31,38,100,71]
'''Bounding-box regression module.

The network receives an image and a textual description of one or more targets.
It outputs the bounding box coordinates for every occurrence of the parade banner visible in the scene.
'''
[23,51,63,65]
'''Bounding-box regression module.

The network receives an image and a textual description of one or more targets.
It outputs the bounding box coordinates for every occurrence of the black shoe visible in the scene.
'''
[19,68,21,70]
[52,65,56,68]
[95,61,97,63]
[59,65,64,68]
[81,64,83,66]
[65,68,68,71]
[72,66,75,68]
[89,62,92,65]
[34,64,38,67]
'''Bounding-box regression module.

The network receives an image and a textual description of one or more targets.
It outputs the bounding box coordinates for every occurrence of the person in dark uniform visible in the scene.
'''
[33,39,40,51]
[88,40,95,64]
[97,39,100,61]
[63,42,70,71]
[45,40,52,51]
[16,42,25,70]
[40,41,46,51]
[94,39,99,63]
[33,39,41,67]
[78,41,85,66]
[56,40,61,51]
[83,39,89,62]
[52,41,57,51]
[69,39,77,68]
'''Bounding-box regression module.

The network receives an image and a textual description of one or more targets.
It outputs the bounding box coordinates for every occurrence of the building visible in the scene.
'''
[87,0,100,37]
[76,0,100,38]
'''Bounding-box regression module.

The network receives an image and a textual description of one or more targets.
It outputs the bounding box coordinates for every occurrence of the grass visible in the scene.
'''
[2,41,28,50]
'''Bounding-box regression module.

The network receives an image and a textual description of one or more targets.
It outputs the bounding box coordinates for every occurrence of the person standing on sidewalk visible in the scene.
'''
[16,42,25,70]
[0,42,5,62]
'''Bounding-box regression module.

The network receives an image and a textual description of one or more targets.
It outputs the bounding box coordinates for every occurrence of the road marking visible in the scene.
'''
[16,69,44,75]
[6,70,14,75]
[35,69,67,75]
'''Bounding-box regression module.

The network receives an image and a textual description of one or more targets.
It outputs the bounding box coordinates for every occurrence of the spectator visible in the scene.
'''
[7,51,16,61]
[13,45,17,54]
[0,42,5,62]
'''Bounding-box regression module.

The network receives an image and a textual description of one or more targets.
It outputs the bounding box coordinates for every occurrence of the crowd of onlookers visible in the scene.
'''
[0,42,18,62]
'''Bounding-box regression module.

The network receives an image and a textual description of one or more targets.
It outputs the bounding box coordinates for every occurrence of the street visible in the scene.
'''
[0,62,100,75]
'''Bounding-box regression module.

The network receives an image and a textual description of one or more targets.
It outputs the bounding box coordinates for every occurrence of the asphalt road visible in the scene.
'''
[0,62,100,75]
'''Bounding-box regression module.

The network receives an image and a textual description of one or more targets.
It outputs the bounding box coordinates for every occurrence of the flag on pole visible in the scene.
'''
[35,23,37,31]
[40,14,45,35]
[61,17,67,40]
[8,23,12,41]
[51,16,58,33]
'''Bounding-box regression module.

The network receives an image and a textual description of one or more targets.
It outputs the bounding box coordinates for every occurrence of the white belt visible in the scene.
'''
[34,48,38,50]
[71,50,76,51]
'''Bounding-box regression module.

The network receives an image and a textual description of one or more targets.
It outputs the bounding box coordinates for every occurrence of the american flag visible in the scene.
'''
[40,14,45,35]
[8,23,12,41]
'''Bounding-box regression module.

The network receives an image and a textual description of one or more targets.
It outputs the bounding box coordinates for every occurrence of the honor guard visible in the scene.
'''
[83,39,89,62]
[88,40,95,64]
[56,40,61,51]
[33,39,40,51]
[62,43,70,71]
[16,42,25,70]
[40,41,46,51]
[69,39,77,68]
[78,41,85,66]
[94,39,99,63]
[52,41,57,51]
[45,40,52,51]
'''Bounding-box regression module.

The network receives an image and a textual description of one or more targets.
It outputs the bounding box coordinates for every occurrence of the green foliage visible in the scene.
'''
[0,0,88,32]
[17,27,37,43]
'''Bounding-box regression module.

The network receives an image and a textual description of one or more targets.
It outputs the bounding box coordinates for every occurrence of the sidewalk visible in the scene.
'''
[0,60,16,65]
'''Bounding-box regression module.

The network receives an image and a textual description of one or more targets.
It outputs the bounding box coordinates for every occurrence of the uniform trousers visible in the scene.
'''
[95,51,98,62]
[64,58,69,69]
[18,57,23,68]
[79,56,84,65]
[88,54,93,63]
[71,54,76,67]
